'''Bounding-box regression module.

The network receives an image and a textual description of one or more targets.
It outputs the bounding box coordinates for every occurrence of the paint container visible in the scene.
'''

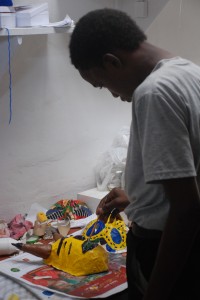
[33,221,47,237]
[57,218,70,237]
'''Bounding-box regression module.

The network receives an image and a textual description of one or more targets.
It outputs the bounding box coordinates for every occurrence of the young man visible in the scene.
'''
[69,8,200,300]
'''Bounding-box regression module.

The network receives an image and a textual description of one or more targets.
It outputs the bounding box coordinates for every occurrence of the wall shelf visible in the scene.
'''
[0,26,74,36]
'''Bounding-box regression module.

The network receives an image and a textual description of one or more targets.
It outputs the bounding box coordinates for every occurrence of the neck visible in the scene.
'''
[141,41,174,67]
[111,42,175,94]
[130,42,175,84]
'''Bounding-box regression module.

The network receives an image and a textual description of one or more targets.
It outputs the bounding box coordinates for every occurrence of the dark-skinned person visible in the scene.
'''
[69,8,200,300]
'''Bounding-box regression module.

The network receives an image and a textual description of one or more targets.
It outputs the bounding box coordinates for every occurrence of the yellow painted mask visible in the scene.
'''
[44,235,108,276]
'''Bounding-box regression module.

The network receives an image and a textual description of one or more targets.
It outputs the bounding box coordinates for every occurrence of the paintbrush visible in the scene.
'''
[88,218,99,240]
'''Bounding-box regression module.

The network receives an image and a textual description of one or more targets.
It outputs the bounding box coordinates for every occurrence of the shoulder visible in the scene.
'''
[134,57,199,109]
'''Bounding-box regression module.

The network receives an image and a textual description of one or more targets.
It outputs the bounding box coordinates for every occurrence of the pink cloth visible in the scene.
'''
[8,214,33,239]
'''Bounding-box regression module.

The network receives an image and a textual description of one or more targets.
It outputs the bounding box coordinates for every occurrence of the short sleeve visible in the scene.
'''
[135,92,196,183]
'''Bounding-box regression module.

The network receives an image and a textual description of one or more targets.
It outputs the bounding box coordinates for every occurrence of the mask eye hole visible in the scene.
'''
[110,228,122,244]
[83,220,105,238]
[103,222,127,251]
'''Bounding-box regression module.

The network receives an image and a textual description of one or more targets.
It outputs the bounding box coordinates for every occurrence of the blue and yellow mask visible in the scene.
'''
[82,214,127,252]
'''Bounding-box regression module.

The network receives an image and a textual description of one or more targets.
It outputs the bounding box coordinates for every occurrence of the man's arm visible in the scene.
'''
[144,177,200,300]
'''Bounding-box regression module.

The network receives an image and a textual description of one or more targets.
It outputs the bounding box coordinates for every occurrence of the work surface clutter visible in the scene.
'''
[0,199,128,299]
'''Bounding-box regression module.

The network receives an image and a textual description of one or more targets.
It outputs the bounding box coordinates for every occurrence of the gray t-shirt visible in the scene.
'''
[124,57,200,230]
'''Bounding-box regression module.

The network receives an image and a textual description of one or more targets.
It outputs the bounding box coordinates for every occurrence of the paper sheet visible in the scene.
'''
[0,252,127,299]
[41,14,74,28]
[15,6,74,28]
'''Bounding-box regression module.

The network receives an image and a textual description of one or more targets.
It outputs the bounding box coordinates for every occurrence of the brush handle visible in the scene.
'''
[12,242,51,259]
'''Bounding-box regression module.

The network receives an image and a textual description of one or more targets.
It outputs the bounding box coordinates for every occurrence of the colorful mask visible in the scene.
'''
[82,214,127,252]
[46,199,92,221]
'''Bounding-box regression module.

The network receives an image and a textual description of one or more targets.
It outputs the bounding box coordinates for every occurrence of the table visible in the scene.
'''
[0,228,128,299]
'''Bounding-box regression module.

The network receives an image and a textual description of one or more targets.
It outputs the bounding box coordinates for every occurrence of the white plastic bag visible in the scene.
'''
[95,126,130,191]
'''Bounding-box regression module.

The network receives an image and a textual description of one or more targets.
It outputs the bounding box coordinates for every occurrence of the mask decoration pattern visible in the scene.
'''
[82,214,127,252]
[46,199,92,221]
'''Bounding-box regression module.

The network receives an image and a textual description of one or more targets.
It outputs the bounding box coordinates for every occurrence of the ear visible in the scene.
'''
[102,53,122,69]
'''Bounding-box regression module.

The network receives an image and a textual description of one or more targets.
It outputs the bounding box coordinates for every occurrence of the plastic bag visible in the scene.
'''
[95,126,130,191]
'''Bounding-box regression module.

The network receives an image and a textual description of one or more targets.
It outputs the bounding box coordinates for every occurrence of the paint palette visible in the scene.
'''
[0,272,41,300]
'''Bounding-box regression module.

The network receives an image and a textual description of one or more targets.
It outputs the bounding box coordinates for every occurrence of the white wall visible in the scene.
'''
[0,0,132,220]
[146,0,200,65]
[1,0,199,221]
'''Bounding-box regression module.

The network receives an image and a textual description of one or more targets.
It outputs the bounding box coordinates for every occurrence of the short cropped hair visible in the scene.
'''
[69,8,147,70]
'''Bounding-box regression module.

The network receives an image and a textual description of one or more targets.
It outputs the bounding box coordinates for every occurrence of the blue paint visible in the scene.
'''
[106,244,116,252]
[111,228,122,244]
[0,0,13,5]
[42,290,54,296]
[86,220,105,236]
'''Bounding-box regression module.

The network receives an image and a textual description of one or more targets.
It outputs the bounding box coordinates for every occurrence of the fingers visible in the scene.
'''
[96,194,110,215]
[96,188,123,216]
[97,188,130,218]
[96,189,116,213]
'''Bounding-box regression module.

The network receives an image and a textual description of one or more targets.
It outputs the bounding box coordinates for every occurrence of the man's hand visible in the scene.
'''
[96,188,130,221]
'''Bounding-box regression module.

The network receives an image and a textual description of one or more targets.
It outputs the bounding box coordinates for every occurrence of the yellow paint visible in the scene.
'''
[44,236,108,276]
[7,294,19,300]
[36,212,48,223]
